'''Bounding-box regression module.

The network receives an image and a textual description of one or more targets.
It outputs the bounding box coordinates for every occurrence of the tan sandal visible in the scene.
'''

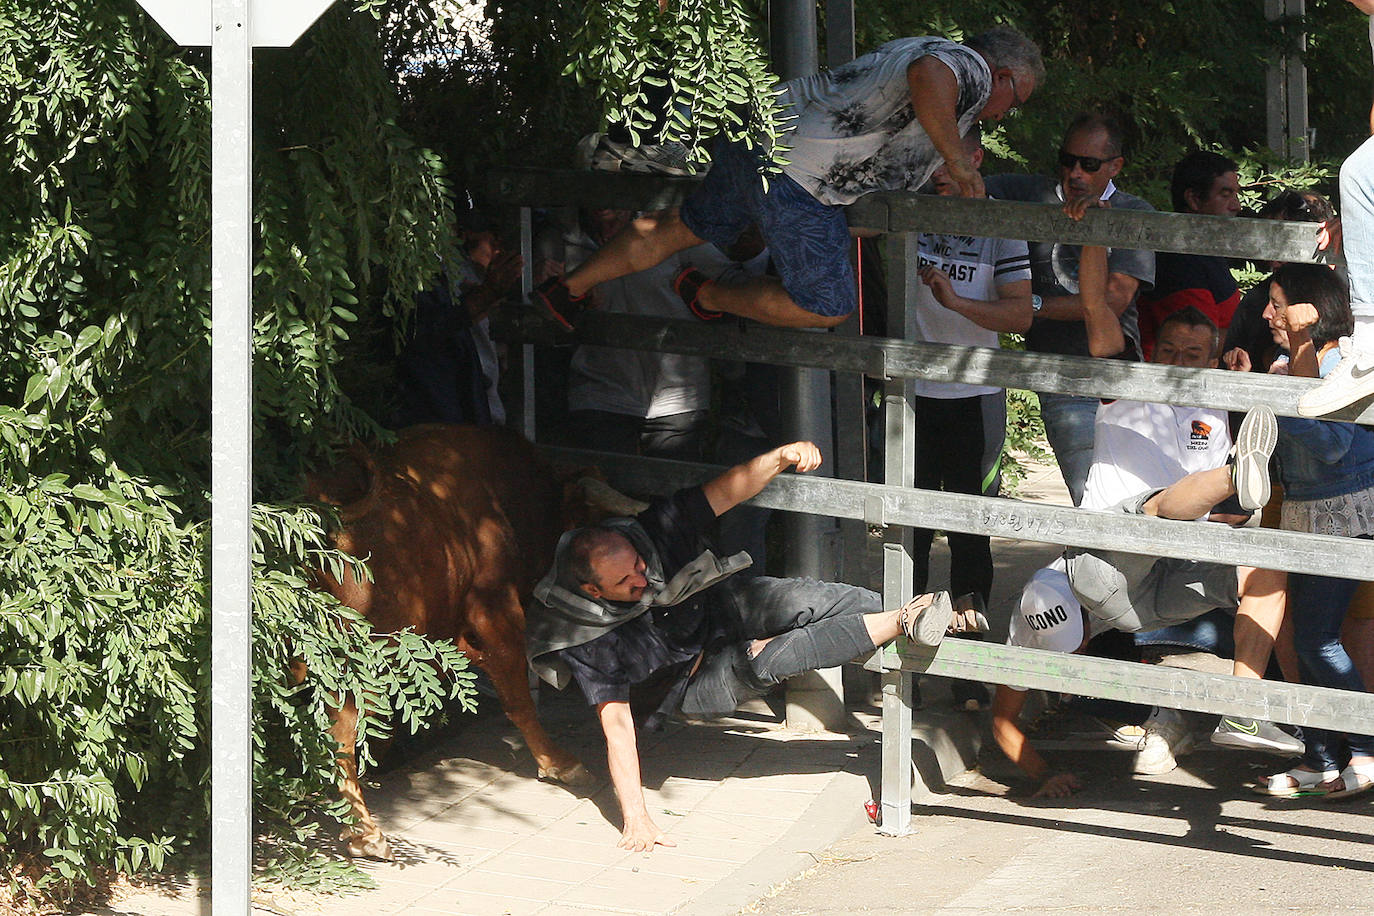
[948,592,991,636]
[898,591,954,647]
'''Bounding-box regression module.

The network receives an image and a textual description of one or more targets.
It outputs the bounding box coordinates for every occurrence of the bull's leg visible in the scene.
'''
[331,696,395,861]
[466,586,594,787]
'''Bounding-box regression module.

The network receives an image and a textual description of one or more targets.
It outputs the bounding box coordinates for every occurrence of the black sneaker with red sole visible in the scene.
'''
[672,266,724,321]
[532,276,589,332]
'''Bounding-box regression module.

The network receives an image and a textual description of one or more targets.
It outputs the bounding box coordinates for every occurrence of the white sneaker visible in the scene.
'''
[1296,337,1374,417]
[1132,707,1195,775]
[1231,405,1277,511]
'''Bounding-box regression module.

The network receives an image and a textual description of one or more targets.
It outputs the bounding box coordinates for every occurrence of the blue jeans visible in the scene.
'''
[1037,392,1098,507]
[680,577,880,717]
[1290,562,1374,770]
[1136,608,1237,657]
[1341,135,1374,320]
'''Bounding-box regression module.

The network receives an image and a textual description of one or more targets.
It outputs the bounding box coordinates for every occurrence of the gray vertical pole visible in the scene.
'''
[771,0,845,732]
[824,0,855,71]
[826,0,865,588]
[1266,0,1310,161]
[211,0,254,910]
[519,206,536,440]
[878,233,918,835]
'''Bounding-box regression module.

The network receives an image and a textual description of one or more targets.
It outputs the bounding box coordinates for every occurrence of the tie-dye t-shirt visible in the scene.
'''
[776,37,991,206]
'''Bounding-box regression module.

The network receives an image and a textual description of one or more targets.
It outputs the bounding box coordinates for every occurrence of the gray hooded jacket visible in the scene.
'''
[526,516,751,690]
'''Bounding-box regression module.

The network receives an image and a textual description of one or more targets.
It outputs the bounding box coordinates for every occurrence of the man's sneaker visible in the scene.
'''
[1131,707,1194,775]
[1230,404,1277,511]
[673,267,724,321]
[1210,715,1305,755]
[532,276,589,333]
[1297,336,1374,417]
[581,133,694,176]
[1094,717,1148,749]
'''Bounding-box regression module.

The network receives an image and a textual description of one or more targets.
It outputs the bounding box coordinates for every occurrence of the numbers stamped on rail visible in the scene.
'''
[979,506,1066,538]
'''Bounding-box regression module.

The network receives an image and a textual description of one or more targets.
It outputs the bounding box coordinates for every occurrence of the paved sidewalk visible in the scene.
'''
[97,452,1074,916]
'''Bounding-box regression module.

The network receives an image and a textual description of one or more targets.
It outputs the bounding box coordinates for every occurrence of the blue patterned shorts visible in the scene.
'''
[680,140,856,318]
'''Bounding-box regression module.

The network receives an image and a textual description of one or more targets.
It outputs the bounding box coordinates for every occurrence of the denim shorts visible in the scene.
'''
[680,140,856,318]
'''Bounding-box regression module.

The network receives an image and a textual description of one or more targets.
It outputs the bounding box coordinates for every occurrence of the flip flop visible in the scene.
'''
[1254,766,1339,797]
[1324,760,1374,800]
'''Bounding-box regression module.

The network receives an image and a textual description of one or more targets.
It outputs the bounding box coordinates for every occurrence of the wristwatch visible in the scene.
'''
[1031,293,1044,313]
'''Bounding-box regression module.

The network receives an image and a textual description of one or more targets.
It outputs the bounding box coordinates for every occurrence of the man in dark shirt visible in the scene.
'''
[1136,151,1243,361]
[985,112,1156,506]
[527,442,978,852]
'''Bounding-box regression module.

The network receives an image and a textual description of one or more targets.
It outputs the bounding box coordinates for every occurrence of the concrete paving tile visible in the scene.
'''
[474,851,614,885]
[601,852,736,883]
[503,833,636,868]
[370,834,498,869]
[403,820,533,851]
[349,852,478,890]
[530,811,625,845]
[693,785,824,818]
[558,874,693,914]
[412,801,561,833]
[433,867,573,899]
[718,767,851,793]
[533,906,653,916]
[406,887,547,916]
[644,831,770,863]
[662,813,791,851]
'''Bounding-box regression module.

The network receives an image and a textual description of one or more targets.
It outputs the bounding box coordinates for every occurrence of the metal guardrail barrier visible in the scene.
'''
[493,167,1338,265]
[498,309,1374,426]
[543,448,1374,581]
[497,173,1374,840]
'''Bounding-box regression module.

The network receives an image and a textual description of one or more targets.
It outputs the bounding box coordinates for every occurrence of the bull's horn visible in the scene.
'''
[578,477,649,517]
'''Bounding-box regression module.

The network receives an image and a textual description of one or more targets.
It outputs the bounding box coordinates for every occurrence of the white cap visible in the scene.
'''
[1009,560,1084,654]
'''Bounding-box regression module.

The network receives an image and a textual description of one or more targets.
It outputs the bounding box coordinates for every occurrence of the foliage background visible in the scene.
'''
[3,0,1374,900]
[0,0,474,899]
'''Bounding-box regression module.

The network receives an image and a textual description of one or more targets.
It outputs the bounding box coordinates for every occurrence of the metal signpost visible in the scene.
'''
[131,1,335,911]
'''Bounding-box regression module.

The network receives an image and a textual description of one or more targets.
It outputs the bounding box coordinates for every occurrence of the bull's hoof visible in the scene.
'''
[539,761,595,787]
[341,826,395,862]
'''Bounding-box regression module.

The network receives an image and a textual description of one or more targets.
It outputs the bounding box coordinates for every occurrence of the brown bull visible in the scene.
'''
[307,423,608,859]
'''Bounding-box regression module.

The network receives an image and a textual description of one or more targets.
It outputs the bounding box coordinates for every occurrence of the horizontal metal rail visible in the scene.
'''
[491,167,1334,265]
[862,640,1374,738]
[500,310,1374,425]
[547,448,1374,581]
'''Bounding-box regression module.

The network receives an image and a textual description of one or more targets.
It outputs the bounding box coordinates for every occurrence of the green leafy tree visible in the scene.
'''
[0,0,475,896]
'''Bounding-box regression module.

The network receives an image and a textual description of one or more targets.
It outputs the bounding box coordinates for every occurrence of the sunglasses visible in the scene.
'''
[1057,150,1119,173]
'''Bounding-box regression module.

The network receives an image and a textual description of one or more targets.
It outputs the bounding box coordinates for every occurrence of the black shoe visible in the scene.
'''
[1211,715,1305,755]
[673,266,724,321]
[532,276,589,332]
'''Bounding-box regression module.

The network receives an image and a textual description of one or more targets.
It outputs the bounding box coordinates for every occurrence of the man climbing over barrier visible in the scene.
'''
[525,441,986,851]
[533,28,1043,331]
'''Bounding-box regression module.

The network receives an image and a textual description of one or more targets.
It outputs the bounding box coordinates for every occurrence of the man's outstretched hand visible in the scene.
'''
[777,441,823,474]
[618,815,677,853]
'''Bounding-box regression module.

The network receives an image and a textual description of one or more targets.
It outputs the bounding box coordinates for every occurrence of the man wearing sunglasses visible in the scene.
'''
[985,113,1157,507]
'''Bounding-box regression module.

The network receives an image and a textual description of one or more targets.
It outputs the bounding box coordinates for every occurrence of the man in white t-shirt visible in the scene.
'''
[907,127,1031,707]
[534,30,1043,331]
[991,403,1287,797]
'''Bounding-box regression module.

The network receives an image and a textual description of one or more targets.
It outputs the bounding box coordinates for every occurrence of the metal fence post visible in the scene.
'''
[877,232,919,834]
[210,0,253,908]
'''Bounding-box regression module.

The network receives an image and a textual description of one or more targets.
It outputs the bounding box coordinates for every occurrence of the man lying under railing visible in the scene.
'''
[525,441,985,851]
[991,404,1286,796]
